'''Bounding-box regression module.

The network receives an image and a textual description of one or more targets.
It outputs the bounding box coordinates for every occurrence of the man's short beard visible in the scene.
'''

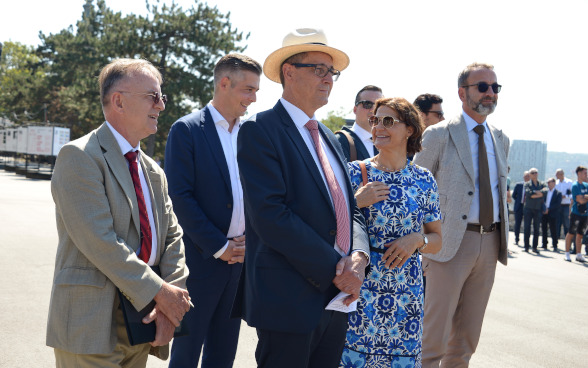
[467,92,497,116]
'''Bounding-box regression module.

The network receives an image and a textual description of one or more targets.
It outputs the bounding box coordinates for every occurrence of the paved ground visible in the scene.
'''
[0,170,586,368]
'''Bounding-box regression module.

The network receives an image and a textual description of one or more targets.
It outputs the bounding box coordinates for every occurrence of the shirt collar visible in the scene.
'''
[462,109,488,133]
[351,123,372,142]
[208,102,241,130]
[105,121,140,156]
[280,97,317,129]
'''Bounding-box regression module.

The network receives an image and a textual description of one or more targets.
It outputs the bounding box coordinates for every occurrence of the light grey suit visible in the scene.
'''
[46,123,188,360]
[413,113,509,367]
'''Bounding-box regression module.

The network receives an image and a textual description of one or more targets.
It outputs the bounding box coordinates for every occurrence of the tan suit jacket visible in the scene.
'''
[414,113,510,265]
[46,123,188,359]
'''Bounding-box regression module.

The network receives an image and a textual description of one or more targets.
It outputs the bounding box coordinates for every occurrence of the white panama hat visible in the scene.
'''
[263,28,350,83]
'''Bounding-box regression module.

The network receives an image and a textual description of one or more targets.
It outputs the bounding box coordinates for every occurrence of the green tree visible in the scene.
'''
[321,109,349,133]
[0,41,48,123]
[32,0,248,158]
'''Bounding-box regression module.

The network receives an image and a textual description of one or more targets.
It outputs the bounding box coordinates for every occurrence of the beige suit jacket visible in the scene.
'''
[46,123,188,359]
[413,113,510,265]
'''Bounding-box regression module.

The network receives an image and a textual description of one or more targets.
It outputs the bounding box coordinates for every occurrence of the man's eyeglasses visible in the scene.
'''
[118,91,168,105]
[460,82,502,94]
[290,63,341,81]
[355,100,375,110]
[427,110,444,119]
[530,171,538,175]
[368,115,405,128]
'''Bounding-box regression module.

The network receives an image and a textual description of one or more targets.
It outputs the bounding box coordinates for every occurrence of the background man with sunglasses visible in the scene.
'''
[335,85,383,162]
[414,62,510,367]
[232,28,369,368]
[413,93,445,128]
[164,54,261,368]
[47,58,190,367]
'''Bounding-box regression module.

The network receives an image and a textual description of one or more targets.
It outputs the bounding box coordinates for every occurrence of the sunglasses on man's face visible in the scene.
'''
[118,91,168,105]
[427,110,444,119]
[461,82,502,94]
[368,115,405,128]
[356,100,375,110]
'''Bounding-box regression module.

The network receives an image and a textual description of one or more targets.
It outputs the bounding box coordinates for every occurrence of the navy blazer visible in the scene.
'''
[164,106,240,278]
[335,126,372,162]
[512,182,524,213]
[232,101,369,334]
[544,188,562,218]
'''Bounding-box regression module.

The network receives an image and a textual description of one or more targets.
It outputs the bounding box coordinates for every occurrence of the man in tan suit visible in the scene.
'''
[414,62,509,367]
[47,58,190,368]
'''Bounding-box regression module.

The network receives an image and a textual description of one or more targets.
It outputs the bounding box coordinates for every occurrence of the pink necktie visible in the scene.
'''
[124,151,152,263]
[305,120,350,254]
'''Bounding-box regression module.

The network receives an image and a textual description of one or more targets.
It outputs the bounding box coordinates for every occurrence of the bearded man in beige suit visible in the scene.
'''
[413,62,509,367]
[47,59,190,368]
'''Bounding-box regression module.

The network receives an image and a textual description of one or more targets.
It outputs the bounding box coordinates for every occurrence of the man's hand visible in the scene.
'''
[153,282,190,327]
[219,235,246,264]
[333,252,368,306]
[355,181,389,208]
[142,305,175,347]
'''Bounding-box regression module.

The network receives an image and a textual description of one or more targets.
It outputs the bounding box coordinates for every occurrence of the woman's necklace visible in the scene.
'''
[373,155,405,172]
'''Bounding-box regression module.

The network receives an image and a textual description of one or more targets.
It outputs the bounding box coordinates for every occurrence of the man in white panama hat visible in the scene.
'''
[231,28,370,368]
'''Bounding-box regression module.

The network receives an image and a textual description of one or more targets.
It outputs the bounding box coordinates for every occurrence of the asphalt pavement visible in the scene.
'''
[0,170,586,368]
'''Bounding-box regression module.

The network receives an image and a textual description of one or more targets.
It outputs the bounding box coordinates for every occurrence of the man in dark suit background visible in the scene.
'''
[335,85,383,162]
[233,28,370,368]
[164,54,262,368]
[542,177,562,251]
[512,171,530,245]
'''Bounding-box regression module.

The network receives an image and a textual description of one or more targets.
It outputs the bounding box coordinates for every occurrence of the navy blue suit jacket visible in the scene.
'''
[232,101,369,334]
[335,126,372,162]
[164,106,240,278]
[544,189,562,218]
[512,182,524,213]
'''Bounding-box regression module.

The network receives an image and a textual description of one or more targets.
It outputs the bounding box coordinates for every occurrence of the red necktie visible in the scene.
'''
[305,120,350,254]
[124,151,152,263]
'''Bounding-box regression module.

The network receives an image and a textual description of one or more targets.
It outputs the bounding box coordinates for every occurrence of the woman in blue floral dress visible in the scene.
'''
[340,97,442,368]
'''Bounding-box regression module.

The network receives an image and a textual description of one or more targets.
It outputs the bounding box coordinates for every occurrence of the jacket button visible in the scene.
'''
[468,191,474,195]
[227,203,232,209]
[329,230,337,236]
[462,215,467,220]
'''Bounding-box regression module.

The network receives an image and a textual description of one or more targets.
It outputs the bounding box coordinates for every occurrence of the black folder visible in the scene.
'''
[118,266,188,346]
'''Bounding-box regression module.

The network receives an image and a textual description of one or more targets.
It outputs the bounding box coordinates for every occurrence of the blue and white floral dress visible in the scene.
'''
[340,159,440,368]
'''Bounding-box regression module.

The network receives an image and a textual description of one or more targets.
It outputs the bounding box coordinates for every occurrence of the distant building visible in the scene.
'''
[509,140,548,182]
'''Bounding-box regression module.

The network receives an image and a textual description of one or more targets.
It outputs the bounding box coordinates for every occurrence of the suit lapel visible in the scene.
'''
[488,124,507,178]
[201,107,232,193]
[97,124,141,235]
[448,115,475,184]
[275,102,333,207]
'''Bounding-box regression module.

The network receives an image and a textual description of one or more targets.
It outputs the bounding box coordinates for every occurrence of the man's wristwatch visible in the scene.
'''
[418,234,429,253]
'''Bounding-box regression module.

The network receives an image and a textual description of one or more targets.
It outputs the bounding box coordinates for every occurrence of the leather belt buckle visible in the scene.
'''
[480,223,497,235]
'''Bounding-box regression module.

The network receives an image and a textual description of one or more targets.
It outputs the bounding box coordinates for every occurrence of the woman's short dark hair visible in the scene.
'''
[373,97,424,156]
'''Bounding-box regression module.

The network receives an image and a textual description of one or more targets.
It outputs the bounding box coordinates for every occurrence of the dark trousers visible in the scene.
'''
[169,263,242,368]
[255,310,348,368]
[541,214,558,248]
[524,207,543,249]
[556,204,570,239]
[514,206,524,242]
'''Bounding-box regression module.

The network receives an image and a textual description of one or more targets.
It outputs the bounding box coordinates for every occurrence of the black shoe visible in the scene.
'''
[532,248,540,254]
[553,247,559,252]
[515,240,519,245]
[524,247,530,252]
[541,245,547,250]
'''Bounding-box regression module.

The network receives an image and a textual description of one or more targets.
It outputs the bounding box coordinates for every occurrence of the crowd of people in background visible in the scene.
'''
[48,26,573,368]
[510,166,588,262]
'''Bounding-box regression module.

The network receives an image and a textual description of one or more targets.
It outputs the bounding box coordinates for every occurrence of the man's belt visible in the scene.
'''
[466,222,500,235]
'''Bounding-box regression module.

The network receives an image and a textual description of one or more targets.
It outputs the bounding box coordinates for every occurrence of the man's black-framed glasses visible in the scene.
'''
[368,115,405,128]
[460,82,502,94]
[290,63,341,81]
[427,110,444,119]
[355,100,375,110]
[118,91,168,105]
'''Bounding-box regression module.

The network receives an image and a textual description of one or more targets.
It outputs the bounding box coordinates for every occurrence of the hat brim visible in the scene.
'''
[263,44,350,83]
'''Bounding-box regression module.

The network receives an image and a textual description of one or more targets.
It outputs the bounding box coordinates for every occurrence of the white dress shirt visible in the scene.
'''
[281,98,351,257]
[208,102,246,258]
[106,121,158,266]
[351,123,376,157]
[556,177,573,205]
[463,111,501,224]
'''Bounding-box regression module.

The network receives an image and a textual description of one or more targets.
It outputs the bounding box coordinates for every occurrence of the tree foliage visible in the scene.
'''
[321,109,348,133]
[1,0,248,158]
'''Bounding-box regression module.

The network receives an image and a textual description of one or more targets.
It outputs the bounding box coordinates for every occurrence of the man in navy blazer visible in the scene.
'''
[164,54,262,368]
[232,29,370,368]
[542,177,562,250]
[512,171,530,245]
